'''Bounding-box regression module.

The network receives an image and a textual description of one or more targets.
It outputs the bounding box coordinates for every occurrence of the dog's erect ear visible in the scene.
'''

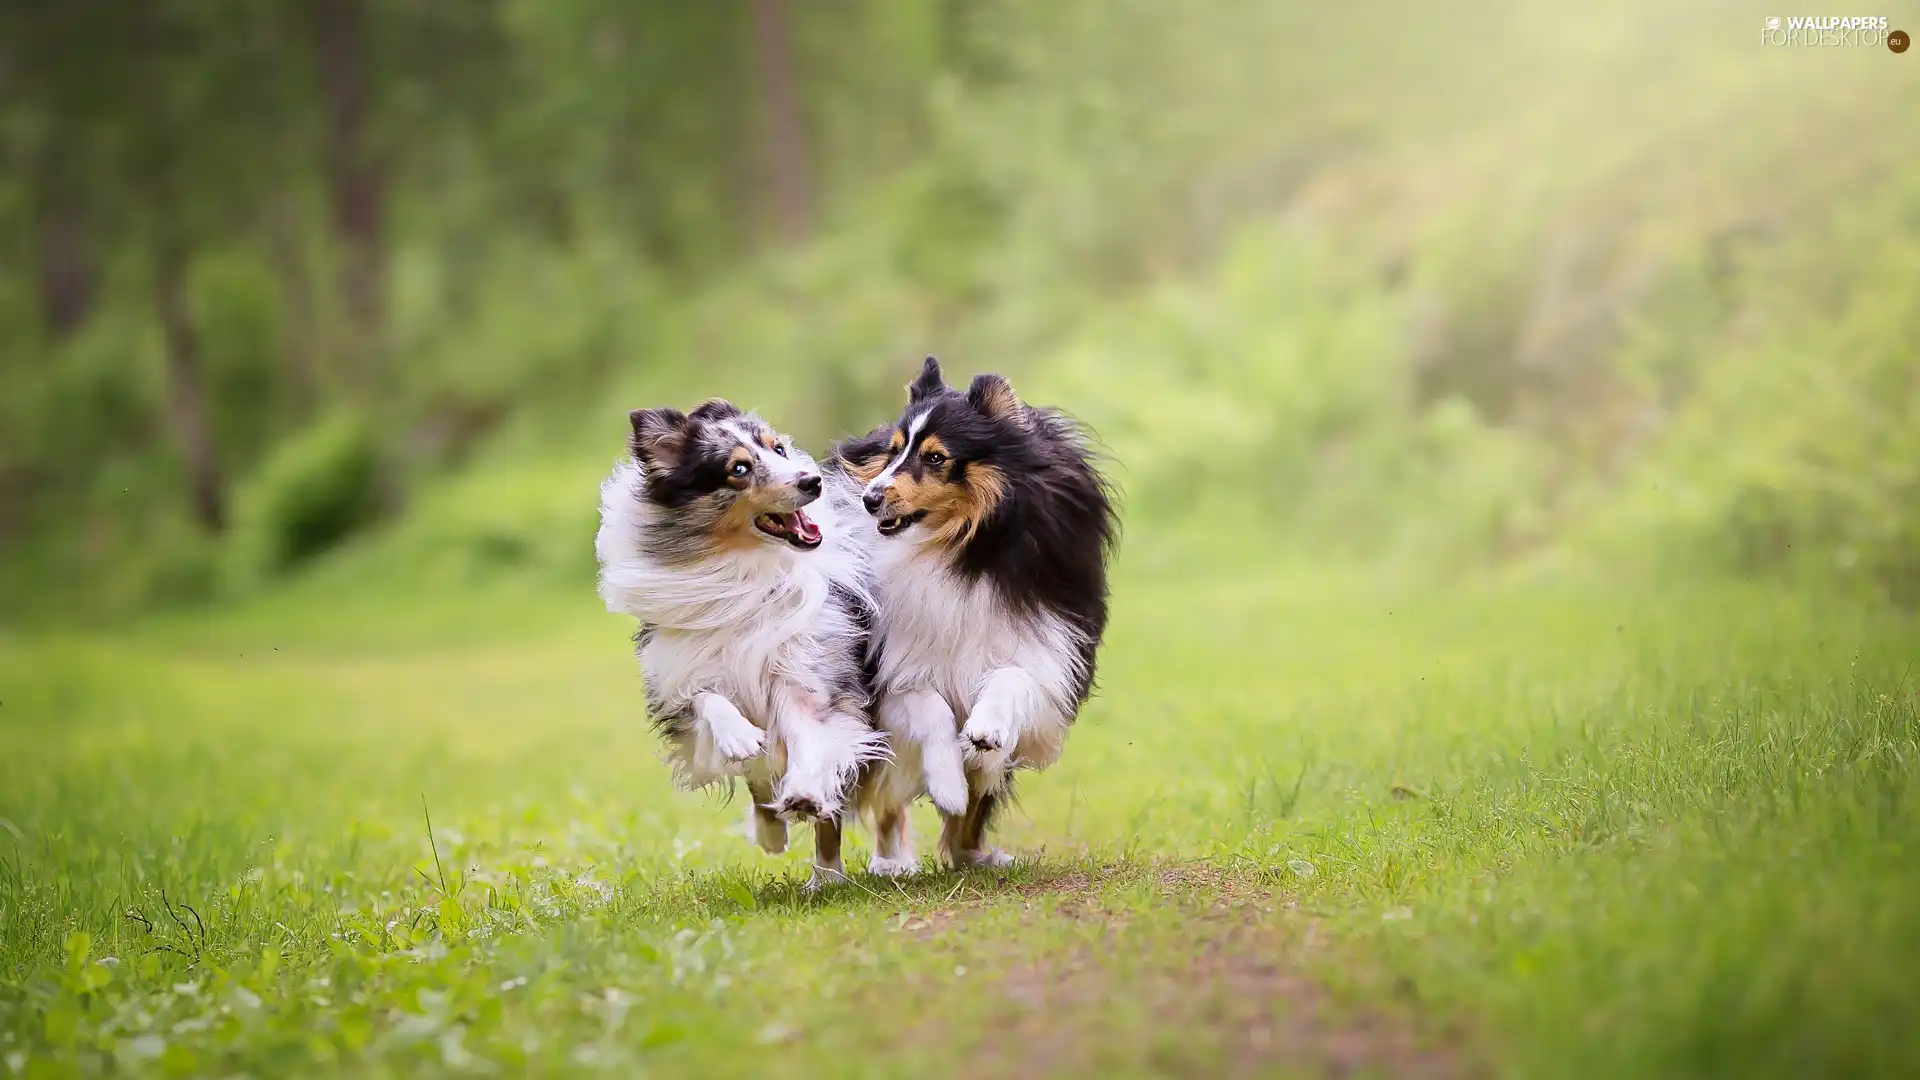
[967,372,1026,427]
[907,355,946,403]
[687,398,740,423]
[628,407,689,468]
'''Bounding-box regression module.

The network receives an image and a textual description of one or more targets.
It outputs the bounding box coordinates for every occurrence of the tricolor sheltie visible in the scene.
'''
[834,358,1116,872]
[595,399,883,887]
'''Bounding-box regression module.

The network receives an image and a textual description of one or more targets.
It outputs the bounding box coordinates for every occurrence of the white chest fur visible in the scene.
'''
[869,542,1084,722]
[631,567,840,724]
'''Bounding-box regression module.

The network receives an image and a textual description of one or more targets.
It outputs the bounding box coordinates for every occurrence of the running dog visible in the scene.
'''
[596,399,883,887]
[833,357,1115,872]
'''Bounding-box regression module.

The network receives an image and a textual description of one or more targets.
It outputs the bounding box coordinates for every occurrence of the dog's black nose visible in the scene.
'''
[862,490,885,514]
[796,474,822,497]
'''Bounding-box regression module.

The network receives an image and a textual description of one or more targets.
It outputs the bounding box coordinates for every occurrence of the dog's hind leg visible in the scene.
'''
[938,777,1016,870]
[866,801,918,877]
[804,815,848,893]
[745,774,787,855]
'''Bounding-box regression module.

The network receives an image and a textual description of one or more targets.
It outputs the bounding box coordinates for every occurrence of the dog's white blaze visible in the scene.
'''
[596,451,882,812]
[865,410,929,497]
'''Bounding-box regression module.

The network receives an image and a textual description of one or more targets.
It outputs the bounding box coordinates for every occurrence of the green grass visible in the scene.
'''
[2,550,1917,1078]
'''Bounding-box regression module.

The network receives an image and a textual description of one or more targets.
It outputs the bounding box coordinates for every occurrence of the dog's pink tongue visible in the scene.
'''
[792,508,821,544]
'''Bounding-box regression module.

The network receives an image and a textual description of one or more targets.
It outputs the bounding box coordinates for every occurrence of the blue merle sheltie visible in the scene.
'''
[831,357,1116,872]
[596,399,883,887]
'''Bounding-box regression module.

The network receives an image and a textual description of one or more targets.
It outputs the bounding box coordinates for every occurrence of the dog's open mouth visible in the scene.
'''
[876,509,928,536]
[754,509,822,550]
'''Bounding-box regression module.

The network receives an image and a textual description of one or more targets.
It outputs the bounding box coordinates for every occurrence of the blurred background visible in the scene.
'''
[0,0,1914,620]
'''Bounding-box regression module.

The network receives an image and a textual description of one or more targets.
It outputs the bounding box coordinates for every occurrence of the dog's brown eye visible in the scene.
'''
[729,461,750,478]
[923,451,946,466]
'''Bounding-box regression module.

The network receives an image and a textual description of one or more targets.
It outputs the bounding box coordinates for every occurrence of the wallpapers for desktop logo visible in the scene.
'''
[1761,14,1907,49]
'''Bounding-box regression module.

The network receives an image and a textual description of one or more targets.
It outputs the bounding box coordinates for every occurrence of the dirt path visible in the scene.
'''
[888,862,1471,1079]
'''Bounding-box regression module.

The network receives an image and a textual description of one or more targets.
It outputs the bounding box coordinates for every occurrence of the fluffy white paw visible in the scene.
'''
[802,863,848,894]
[955,847,1015,870]
[960,709,1018,756]
[924,753,970,818]
[867,853,920,878]
[712,720,766,763]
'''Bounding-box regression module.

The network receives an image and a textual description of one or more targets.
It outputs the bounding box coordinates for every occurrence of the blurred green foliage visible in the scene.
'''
[1,0,1916,618]
[225,411,384,586]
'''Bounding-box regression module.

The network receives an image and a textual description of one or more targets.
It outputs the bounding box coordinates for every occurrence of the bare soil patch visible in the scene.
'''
[988,911,1466,1078]
[895,860,1472,1078]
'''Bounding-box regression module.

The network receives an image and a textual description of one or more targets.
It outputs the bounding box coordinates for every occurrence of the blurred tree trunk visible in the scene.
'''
[753,0,811,242]
[311,0,386,391]
[32,145,95,340]
[267,198,320,417]
[154,242,226,532]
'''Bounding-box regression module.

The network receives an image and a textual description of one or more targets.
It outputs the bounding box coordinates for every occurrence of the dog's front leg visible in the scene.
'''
[879,689,967,817]
[691,691,766,778]
[771,687,883,822]
[959,667,1049,766]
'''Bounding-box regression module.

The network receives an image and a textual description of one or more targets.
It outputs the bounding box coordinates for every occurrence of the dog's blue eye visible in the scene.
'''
[773,444,787,457]
[730,461,750,477]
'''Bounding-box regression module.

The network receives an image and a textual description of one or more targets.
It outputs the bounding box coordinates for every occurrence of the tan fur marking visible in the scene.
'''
[710,495,767,552]
[889,430,906,454]
[725,447,754,487]
[931,462,1008,545]
[886,471,967,522]
[710,463,792,551]
[919,435,949,460]
[842,450,887,485]
[965,462,1008,515]
[882,460,1008,547]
